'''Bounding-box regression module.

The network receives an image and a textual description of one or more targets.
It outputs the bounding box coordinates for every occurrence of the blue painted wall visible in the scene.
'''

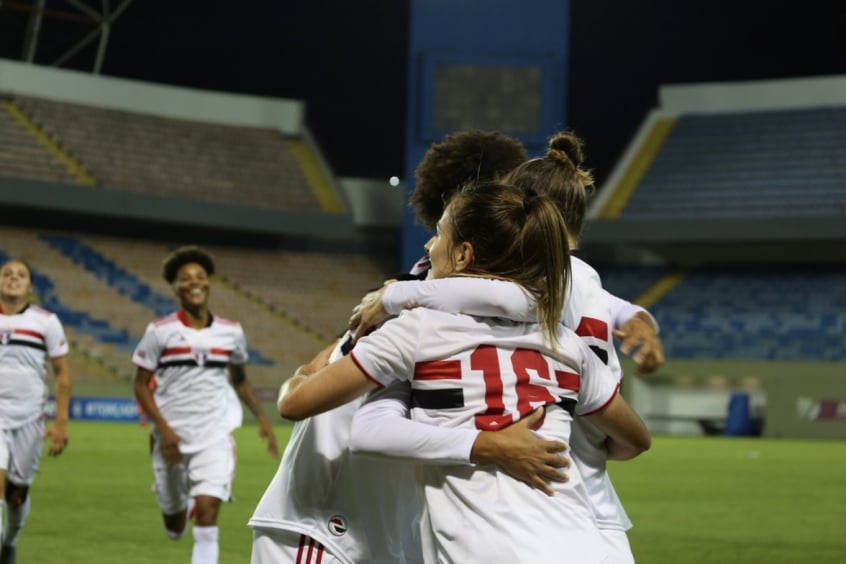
[402,0,571,269]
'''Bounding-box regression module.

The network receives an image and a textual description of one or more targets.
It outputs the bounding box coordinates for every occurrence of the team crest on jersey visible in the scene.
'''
[0,331,10,345]
[193,349,208,366]
[327,515,347,536]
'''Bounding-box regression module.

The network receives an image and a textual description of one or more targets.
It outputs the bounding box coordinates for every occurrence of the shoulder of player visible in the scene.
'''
[554,326,597,362]
[28,304,56,317]
[212,315,241,328]
[570,256,601,283]
[153,312,181,327]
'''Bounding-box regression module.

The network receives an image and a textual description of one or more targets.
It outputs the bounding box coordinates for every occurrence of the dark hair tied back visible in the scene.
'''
[522,186,539,213]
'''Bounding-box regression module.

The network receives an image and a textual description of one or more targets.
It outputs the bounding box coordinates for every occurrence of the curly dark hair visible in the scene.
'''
[411,130,528,230]
[161,245,215,283]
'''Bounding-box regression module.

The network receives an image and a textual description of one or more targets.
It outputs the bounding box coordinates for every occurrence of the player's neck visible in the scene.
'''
[0,297,28,315]
[180,306,210,329]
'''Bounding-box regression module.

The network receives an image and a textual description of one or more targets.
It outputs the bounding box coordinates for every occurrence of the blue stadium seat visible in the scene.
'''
[600,265,846,361]
[0,249,132,349]
[621,107,846,219]
[36,236,275,365]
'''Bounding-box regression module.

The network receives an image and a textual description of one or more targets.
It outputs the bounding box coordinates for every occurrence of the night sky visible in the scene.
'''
[2,0,845,189]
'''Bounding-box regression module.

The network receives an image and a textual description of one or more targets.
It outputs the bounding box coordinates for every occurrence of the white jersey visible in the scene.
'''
[351,308,617,564]
[382,256,633,531]
[132,310,247,454]
[249,336,423,564]
[0,304,68,429]
[566,258,631,531]
[225,384,244,431]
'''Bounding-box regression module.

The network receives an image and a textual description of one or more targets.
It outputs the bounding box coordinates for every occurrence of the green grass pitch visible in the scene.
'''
[18,422,846,563]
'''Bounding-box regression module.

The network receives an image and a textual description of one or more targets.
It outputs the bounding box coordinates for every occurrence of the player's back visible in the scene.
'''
[366,309,615,563]
[250,339,423,564]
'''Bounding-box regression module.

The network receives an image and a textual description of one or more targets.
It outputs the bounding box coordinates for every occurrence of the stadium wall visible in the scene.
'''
[624,360,846,440]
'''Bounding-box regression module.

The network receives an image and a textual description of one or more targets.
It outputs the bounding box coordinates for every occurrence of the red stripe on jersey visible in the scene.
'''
[315,541,325,564]
[13,328,44,341]
[575,316,609,341]
[554,370,580,392]
[304,538,317,563]
[410,254,431,275]
[161,346,231,357]
[414,359,462,380]
[296,534,306,563]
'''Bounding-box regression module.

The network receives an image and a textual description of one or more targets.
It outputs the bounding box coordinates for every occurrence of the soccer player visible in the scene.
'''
[348,130,660,563]
[278,182,651,563]
[249,336,565,564]
[132,246,278,564]
[352,129,663,375]
[0,259,71,564]
[248,136,569,564]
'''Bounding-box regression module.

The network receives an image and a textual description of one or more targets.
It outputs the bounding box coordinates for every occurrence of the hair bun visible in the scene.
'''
[547,131,585,168]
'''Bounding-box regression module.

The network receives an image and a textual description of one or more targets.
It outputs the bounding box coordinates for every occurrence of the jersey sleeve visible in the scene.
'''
[349,310,422,387]
[45,314,70,359]
[132,322,161,372]
[350,381,480,464]
[605,290,660,333]
[567,259,614,366]
[573,338,619,415]
[229,324,249,365]
[382,277,536,321]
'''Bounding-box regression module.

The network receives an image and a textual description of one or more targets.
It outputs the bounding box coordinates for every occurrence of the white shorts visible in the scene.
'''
[251,528,340,564]
[0,418,45,486]
[600,528,635,564]
[152,434,235,515]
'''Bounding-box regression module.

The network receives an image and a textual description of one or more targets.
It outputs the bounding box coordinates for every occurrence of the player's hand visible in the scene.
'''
[471,408,569,496]
[349,282,394,343]
[613,312,664,375]
[159,425,183,465]
[258,415,279,458]
[45,422,69,456]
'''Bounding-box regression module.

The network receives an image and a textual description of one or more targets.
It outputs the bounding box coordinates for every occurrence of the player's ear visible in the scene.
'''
[453,242,474,273]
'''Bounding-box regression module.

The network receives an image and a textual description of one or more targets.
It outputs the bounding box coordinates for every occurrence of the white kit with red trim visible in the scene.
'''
[132,310,248,453]
[0,304,69,429]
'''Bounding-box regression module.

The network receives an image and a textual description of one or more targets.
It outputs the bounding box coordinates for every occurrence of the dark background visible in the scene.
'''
[2,0,845,188]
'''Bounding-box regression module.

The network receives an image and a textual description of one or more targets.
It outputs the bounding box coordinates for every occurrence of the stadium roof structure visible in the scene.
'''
[1,0,135,73]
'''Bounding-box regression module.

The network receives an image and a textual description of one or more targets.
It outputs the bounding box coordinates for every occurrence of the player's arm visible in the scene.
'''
[46,354,71,456]
[575,337,651,460]
[277,354,379,421]
[350,278,535,342]
[350,383,569,496]
[229,364,279,458]
[584,392,651,461]
[606,290,664,375]
[133,366,182,465]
